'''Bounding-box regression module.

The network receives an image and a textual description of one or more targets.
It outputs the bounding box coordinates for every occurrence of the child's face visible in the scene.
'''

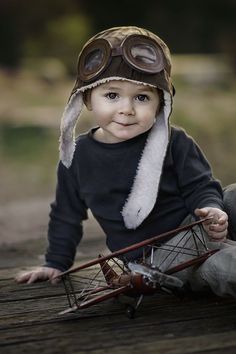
[85,80,161,143]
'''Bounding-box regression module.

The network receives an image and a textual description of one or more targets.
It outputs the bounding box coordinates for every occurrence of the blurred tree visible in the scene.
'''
[145,0,236,54]
[25,14,92,74]
[0,0,23,67]
[0,0,235,70]
[81,0,236,68]
[0,0,90,71]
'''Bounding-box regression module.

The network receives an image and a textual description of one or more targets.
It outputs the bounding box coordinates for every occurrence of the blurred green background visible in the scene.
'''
[0,0,235,205]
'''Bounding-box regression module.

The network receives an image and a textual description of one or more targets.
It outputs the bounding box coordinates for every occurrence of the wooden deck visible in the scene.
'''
[1,236,236,354]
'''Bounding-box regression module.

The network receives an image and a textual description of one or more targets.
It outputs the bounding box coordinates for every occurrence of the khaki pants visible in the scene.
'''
[152,214,236,297]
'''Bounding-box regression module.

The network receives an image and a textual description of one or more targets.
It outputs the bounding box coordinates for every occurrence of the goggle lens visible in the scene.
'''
[124,35,165,73]
[130,44,157,65]
[84,49,104,73]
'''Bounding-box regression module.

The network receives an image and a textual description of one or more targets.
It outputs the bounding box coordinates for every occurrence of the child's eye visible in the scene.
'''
[136,94,149,102]
[105,92,118,100]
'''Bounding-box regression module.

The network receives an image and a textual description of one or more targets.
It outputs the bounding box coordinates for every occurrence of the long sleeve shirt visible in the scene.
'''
[45,125,224,271]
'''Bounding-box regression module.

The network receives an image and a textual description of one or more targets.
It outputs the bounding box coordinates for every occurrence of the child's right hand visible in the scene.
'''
[15,266,62,285]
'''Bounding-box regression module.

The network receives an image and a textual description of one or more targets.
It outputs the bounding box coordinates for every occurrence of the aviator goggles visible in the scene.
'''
[78,34,166,82]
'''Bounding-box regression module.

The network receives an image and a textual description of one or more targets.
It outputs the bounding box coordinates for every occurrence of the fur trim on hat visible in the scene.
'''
[59,92,83,168]
[122,91,172,229]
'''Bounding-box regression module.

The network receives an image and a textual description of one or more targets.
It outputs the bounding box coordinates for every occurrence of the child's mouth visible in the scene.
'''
[116,122,136,127]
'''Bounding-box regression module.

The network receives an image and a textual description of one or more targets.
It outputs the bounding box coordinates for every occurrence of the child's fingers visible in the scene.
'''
[27,271,45,284]
[208,229,227,239]
[49,269,62,284]
[208,220,228,240]
[209,222,228,233]
[203,218,215,226]
[208,231,227,241]
[194,208,208,217]
[16,268,62,284]
[51,276,61,285]
[28,270,61,284]
[195,208,228,226]
[209,233,227,242]
[17,270,48,284]
[194,208,215,224]
[194,207,229,243]
[218,215,228,224]
[15,272,33,283]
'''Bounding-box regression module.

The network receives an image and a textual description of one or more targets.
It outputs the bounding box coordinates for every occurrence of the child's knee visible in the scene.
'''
[198,247,236,296]
[223,183,236,240]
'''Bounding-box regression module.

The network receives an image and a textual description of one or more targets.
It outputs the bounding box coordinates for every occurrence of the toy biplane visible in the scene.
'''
[57,218,218,318]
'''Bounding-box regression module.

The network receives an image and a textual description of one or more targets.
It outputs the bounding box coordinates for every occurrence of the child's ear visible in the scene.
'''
[83,90,92,110]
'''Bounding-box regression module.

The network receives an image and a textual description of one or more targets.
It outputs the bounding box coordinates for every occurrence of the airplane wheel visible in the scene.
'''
[126,305,135,319]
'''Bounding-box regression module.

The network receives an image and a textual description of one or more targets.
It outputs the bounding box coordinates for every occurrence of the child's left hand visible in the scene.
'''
[194,207,228,242]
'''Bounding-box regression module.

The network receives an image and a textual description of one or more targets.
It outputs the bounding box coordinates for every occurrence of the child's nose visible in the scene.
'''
[119,99,135,116]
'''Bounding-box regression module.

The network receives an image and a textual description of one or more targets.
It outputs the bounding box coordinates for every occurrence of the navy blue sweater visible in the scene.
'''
[45,126,223,271]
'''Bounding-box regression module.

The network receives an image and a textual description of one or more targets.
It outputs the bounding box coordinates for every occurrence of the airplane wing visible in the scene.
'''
[57,218,212,278]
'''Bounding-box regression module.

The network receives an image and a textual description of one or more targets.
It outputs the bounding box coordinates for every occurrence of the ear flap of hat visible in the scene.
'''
[122,91,172,229]
[59,92,84,168]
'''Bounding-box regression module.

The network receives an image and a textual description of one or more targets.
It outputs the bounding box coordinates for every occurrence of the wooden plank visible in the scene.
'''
[1,257,236,353]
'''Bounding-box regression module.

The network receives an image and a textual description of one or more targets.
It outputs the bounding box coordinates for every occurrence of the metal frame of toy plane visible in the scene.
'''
[58,218,219,317]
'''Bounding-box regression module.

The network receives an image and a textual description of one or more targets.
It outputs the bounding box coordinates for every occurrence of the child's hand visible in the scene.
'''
[15,266,62,285]
[194,207,228,242]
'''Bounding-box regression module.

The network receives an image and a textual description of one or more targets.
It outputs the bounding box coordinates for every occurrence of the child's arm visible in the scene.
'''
[16,160,87,285]
[45,160,88,272]
[194,207,228,242]
[15,266,62,285]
